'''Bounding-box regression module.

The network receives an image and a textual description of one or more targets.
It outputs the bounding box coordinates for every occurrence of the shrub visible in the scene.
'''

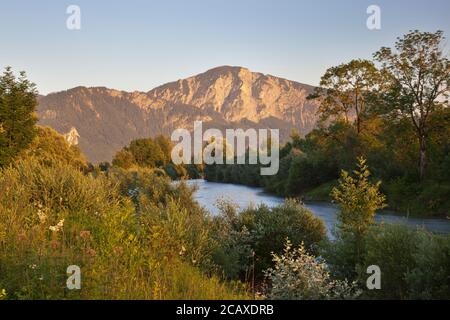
[164,163,188,180]
[210,201,254,280]
[320,231,363,281]
[250,200,326,274]
[212,199,326,280]
[20,126,87,170]
[323,222,450,300]
[359,224,418,299]
[405,232,450,299]
[331,157,386,236]
[112,149,135,169]
[264,240,359,300]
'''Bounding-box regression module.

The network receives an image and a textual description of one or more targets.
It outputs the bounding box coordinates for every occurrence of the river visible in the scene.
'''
[185,179,450,239]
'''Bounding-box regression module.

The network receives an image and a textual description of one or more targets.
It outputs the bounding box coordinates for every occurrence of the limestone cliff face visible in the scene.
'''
[37,66,320,163]
[63,127,80,146]
[147,66,318,126]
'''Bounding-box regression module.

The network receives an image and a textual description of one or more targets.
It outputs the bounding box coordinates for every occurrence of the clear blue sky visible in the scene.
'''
[1,0,449,94]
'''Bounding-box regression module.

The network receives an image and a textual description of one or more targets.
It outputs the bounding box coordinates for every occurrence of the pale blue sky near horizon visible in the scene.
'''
[1,0,449,94]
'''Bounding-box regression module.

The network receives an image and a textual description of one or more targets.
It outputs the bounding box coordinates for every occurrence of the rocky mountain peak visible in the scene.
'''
[37,66,320,163]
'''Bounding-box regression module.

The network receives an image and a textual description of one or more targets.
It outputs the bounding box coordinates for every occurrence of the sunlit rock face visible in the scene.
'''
[63,127,80,146]
[37,66,320,163]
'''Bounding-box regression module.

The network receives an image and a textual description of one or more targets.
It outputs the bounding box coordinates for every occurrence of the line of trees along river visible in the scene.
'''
[204,30,450,219]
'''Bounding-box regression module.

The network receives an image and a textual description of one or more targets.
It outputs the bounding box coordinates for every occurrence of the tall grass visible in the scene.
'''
[0,158,249,299]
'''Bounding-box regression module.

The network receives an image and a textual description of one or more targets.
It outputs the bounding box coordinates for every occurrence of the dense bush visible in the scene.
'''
[322,223,450,300]
[359,224,418,299]
[405,231,450,299]
[112,135,197,180]
[211,199,326,281]
[360,224,450,300]
[20,126,87,170]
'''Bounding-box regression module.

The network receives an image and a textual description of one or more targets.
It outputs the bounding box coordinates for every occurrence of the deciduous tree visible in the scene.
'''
[373,30,450,180]
[309,59,381,134]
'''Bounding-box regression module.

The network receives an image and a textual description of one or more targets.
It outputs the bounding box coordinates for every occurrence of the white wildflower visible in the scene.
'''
[179,245,187,256]
[49,219,65,233]
[37,209,47,224]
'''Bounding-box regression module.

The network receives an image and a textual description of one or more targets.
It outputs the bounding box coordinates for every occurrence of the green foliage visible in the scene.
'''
[360,224,450,299]
[0,67,37,167]
[112,149,135,169]
[373,30,450,180]
[360,224,417,299]
[112,135,194,180]
[212,199,326,281]
[185,164,203,179]
[308,59,381,133]
[128,137,166,167]
[112,136,169,169]
[304,181,337,201]
[19,126,87,170]
[405,232,450,299]
[331,157,386,236]
[385,178,450,217]
[164,163,188,180]
[322,223,450,300]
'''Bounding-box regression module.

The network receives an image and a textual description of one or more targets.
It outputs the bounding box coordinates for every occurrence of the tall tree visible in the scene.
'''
[0,67,37,166]
[308,59,381,134]
[373,30,450,180]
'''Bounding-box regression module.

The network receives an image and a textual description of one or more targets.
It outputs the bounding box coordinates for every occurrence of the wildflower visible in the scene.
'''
[29,264,37,270]
[50,239,60,249]
[179,245,187,256]
[37,209,47,224]
[85,248,97,257]
[49,219,65,233]
[79,230,91,240]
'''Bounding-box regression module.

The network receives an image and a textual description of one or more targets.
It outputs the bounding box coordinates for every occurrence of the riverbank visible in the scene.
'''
[186,179,450,238]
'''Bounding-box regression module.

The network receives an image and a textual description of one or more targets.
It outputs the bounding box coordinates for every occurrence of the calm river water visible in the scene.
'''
[185,179,450,239]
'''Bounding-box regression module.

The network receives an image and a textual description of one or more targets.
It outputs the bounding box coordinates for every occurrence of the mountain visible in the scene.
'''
[37,66,320,163]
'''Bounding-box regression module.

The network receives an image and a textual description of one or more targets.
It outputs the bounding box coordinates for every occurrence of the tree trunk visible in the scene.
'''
[419,136,427,181]
[356,116,361,135]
